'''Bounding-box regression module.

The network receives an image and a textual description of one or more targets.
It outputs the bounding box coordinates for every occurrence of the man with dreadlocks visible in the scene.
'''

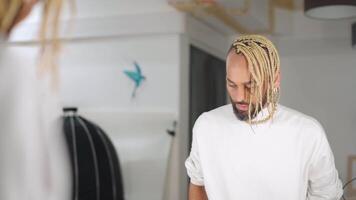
[185,35,343,200]
[0,0,70,200]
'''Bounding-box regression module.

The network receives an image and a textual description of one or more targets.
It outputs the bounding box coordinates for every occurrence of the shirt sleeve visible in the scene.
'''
[307,121,343,200]
[185,114,206,186]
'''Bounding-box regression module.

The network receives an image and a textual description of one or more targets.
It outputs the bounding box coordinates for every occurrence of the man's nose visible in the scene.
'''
[235,87,246,102]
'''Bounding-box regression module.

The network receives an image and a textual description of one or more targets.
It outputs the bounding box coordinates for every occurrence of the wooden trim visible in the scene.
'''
[169,0,253,33]
[347,155,356,197]
[169,0,299,34]
[273,0,295,10]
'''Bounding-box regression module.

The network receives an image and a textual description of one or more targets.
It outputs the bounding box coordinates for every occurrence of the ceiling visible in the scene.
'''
[169,0,306,34]
[14,0,353,40]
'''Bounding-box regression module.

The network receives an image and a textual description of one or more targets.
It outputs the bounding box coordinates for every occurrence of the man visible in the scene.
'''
[0,1,70,200]
[185,35,343,200]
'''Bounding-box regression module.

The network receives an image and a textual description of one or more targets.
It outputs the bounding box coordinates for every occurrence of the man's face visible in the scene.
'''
[226,51,262,121]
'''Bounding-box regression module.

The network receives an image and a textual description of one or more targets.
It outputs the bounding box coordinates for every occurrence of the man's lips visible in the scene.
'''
[236,104,249,111]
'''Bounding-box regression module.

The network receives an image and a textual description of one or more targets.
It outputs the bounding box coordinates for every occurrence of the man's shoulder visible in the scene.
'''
[203,104,233,120]
[277,104,324,132]
[207,104,232,114]
[192,105,233,138]
[194,104,233,126]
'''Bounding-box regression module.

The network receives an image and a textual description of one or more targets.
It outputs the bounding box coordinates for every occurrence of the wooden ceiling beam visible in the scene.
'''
[169,0,297,34]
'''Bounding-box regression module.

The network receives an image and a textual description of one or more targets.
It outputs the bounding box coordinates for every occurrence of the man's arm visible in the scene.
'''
[189,183,208,200]
[307,121,343,200]
[185,114,208,199]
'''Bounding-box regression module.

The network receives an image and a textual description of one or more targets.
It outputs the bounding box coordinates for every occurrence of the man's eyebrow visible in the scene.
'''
[226,78,251,85]
[226,78,236,85]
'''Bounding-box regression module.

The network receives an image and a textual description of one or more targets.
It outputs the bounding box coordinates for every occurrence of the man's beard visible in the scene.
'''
[230,96,266,121]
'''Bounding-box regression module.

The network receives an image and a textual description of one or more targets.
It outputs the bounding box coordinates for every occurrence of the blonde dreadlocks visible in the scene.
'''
[230,35,281,124]
[0,0,66,84]
[0,0,22,34]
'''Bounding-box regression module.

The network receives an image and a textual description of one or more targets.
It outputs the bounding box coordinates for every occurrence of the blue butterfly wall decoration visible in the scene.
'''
[123,61,146,98]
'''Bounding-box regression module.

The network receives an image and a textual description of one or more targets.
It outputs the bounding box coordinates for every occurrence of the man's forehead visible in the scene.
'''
[226,52,249,70]
[227,51,246,62]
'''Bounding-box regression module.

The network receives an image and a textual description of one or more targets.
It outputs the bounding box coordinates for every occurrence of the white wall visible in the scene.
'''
[59,34,180,113]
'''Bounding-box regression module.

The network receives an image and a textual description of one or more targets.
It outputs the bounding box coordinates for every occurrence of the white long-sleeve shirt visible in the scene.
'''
[185,103,343,200]
[0,35,71,200]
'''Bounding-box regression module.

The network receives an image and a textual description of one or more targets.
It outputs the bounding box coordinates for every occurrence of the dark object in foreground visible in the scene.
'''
[63,107,125,200]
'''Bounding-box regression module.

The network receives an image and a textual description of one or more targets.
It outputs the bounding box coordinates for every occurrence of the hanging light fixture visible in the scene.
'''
[304,0,356,19]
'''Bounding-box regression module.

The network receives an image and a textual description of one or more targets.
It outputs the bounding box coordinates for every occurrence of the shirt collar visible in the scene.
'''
[251,103,279,124]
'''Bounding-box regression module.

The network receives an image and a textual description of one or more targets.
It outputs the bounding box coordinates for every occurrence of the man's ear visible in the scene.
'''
[274,71,281,88]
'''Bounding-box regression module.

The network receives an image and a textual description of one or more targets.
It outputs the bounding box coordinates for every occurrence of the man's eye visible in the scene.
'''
[229,84,237,88]
[246,82,256,89]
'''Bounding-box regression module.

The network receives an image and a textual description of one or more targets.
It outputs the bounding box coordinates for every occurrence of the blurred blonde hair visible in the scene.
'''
[0,0,22,33]
[0,0,67,85]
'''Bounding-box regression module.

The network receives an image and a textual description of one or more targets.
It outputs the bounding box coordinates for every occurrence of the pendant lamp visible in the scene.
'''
[305,0,356,19]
